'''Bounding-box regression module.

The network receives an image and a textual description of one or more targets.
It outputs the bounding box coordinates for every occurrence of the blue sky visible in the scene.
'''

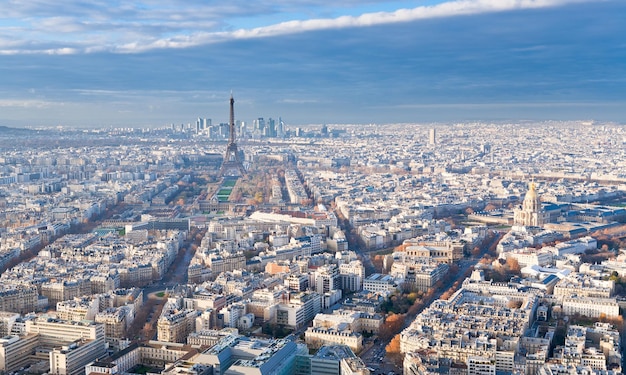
[0,0,625,128]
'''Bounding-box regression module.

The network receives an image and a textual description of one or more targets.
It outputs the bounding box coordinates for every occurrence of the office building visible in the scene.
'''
[429,128,436,145]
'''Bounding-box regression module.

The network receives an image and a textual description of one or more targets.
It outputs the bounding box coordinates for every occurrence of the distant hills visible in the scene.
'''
[0,125,36,135]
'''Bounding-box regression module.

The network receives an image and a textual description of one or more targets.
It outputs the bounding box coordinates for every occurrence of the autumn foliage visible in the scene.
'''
[386,334,401,354]
[484,203,498,211]
[379,313,405,341]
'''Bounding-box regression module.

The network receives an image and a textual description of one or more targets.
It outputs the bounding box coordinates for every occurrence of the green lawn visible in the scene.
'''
[217,187,233,195]
[217,187,233,202]
[214,178,238,202]
[222,178,238,187]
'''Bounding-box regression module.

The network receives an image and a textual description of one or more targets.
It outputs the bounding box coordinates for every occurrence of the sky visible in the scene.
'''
[0,0,625,128]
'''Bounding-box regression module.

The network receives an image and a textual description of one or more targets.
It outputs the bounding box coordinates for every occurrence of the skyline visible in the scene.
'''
[1,0,625,128]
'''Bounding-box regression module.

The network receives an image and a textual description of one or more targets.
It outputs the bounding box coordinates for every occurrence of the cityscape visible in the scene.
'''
[0,98,625,375]
[1,1,626,375]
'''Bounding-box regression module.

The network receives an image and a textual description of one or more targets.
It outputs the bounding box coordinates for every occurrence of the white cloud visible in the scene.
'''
[0,99,58,108]
[39,16,87,33]
[391,101,625,110]
[0,0,592,55]
[227,0,583,39]
[0,47,78,56]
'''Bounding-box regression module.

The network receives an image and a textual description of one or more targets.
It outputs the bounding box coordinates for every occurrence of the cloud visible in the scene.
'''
[0,0,592,54]
[0,47,78,56]
[0,0,624,127]
[0,99,58,108]
[390,101,626,109]
[232,0,576,38]
[117,0,593,53]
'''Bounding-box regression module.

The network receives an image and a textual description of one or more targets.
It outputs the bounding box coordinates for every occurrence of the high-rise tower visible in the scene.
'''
[219,94,246,177]
[429,128,436,145]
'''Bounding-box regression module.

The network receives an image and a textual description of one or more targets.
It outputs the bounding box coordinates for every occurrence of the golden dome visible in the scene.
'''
[525,182,537,199]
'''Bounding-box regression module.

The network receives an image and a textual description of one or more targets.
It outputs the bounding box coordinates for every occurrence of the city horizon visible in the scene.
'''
[3,118,621,132]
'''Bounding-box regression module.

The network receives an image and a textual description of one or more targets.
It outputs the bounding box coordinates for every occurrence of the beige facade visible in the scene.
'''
[10,318,108,375]
[403,239,464,263]
[157,309,197,343]
[95,307,130,339]
[305,328,363,353]
[0,285,38,313]
[42,280,92,307]
[50,338,107,375]
[0,334,39,373]
[562,297,619,318]
[208,254,246,273]
[56,297,99,322]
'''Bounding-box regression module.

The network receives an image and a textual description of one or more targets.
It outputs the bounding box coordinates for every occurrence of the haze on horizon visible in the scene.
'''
[0,0,625,128]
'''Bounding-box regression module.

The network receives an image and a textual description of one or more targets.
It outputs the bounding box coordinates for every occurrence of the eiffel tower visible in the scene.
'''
[219,94,246,177]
